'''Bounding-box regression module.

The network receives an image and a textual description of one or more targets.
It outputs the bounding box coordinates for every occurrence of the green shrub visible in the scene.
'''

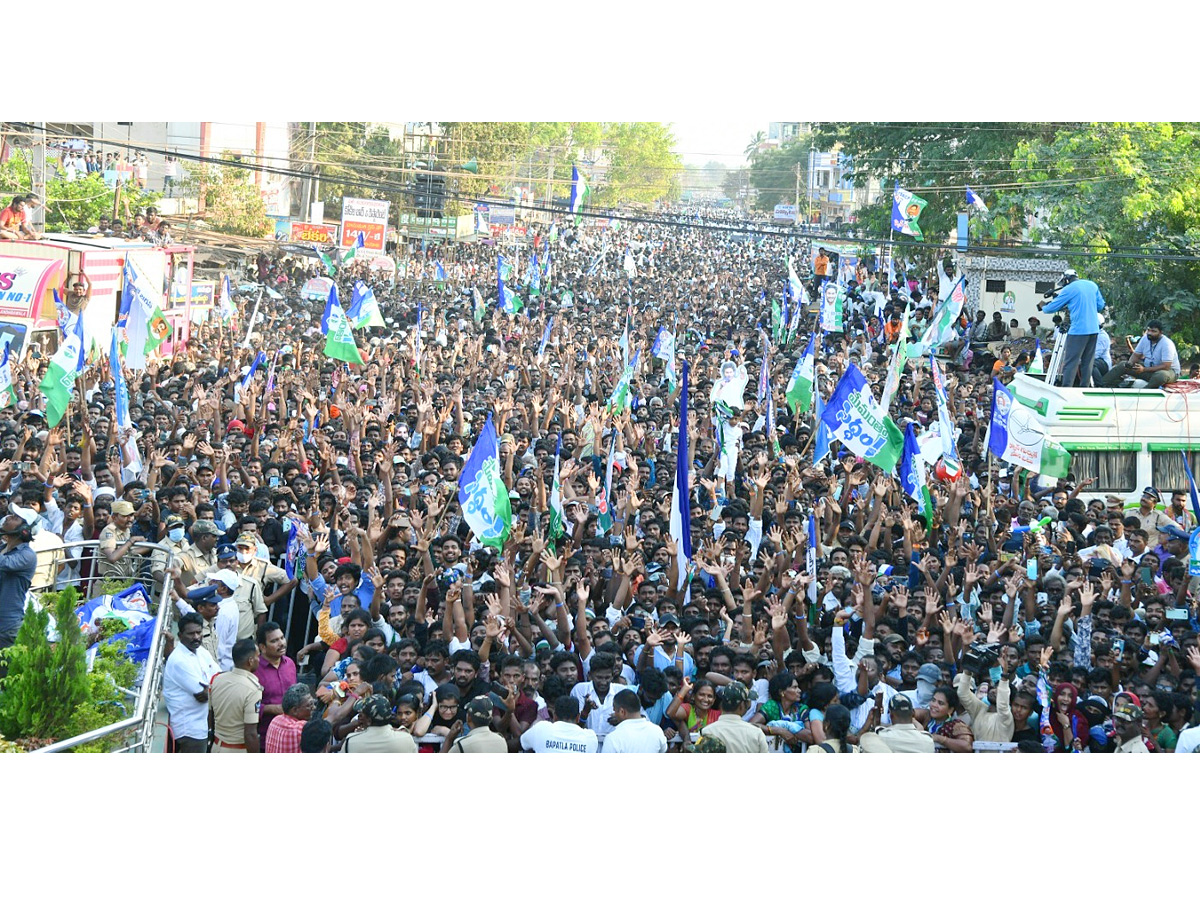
[0,592,91,742]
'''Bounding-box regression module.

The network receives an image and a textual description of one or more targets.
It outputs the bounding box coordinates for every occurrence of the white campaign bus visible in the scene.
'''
[1007,373,1200,507]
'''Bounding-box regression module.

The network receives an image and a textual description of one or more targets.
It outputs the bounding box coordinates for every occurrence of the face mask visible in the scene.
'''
[168,527,185,543]
[236,550,253,564]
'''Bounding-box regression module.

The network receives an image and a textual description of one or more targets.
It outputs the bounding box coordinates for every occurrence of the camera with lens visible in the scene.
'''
[962,641,1000,676]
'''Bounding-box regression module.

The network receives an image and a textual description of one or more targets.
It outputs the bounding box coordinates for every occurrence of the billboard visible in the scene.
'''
[774,204,799,222]
[340,197,389,256]
[290,222,339,246]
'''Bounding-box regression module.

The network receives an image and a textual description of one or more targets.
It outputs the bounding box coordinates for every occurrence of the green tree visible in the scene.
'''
[748,142,809,212]
[188,154,271,238]
[810,122,1061,244]
[0,152,159,231]
[600,122,683,205]
[1009,122,1200,352]
[0,589,90,743]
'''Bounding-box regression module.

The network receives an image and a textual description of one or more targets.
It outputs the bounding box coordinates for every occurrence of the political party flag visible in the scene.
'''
[347,281,385,328]
[619,316,630,366]
[1028,339,1045,375]
[548,435,565,548]
[218,275,236,321]
[597,427,618,535]
[121,257,168,370]
[820,363,904,473]
[530,252,542,297]
[757,343,771,404]
[434,260,447,283]
[608,349,639,414]
[813,385,832,465]
[570,165,592,226]
[917,276,966,353]
[669,359,692,589]
[786,330,817,414]
[458,414,512,549]
[965,187,988,215]
[787,255,805,304]
[316,246,336,277]
[879,306,910,410]
[341,230,365,264]
[497,256,522,314]
[930,353,962,477]
[549,223,558,243]
[241,350,267,391]
[988,378,1072,477]
[39,312,86,427]
[771,293,782,342]
[0,344,14,409]
[109,328,131,428]
[472,286,487,324]
[819,281,844,333]
[806,512,818,604]
[623,248,637,280]
[899,422,934,526]
[264,348,279,397]
[651,327,677,389]
[413,305,423,375]
[537,317,553,362]
[892,186,929,240]
[1181,451,1200,527]
[321,286,364,366]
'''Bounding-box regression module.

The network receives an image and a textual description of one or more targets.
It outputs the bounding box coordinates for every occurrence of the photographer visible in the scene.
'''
[0,513,38,677]
[953,644,1015,742]
[1038,269,1106,387]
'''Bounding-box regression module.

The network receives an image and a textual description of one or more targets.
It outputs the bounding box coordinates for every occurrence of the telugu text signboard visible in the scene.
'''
[340,197,389,256]
[290,222,339,246]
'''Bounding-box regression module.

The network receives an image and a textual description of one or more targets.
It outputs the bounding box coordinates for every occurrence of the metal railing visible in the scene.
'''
[27,540,175,754]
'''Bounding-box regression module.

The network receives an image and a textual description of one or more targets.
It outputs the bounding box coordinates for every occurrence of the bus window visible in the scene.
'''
[1070,451,1136,493]
[1151,452,1200,494]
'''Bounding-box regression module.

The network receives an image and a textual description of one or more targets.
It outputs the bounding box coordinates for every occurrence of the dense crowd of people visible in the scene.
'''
[1,202,1198,754]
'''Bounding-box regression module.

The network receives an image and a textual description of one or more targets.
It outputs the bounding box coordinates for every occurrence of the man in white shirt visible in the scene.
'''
[163,613,220,752]
[601,689,667,753]
[568,653,632,747]
[521,696,598,753]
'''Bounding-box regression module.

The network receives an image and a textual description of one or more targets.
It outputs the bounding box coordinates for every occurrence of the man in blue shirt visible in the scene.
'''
[1039,270,1105,388]
[0,514,38,677]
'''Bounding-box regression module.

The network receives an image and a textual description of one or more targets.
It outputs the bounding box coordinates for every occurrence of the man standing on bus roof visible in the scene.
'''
[1038,269,1105,388]
[1101,319,1180,390]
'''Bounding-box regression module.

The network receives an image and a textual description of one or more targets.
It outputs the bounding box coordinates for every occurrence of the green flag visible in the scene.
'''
[323,295,364,366]
[316,248,336,277]
[38,319,86,427]
[607,350,639,415]
[786,332,817,415]
[0,344,17,409]
[548,437,565,548]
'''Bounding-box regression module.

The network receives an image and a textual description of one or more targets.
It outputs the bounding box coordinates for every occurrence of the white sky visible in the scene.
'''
[670,120,766,168]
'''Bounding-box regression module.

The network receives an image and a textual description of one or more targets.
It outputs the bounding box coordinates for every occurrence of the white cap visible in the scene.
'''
[208,570,241,592]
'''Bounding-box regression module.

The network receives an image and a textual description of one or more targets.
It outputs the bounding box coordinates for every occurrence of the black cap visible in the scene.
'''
[658,613,681,627]
[890,694,914,713]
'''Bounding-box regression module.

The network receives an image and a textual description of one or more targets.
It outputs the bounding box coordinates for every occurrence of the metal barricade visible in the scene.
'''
[28,540,175,754]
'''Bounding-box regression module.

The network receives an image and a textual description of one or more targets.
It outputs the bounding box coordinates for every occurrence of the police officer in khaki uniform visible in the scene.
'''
[445,698,509,753]
[209,638,263,752]
[340,695,418,753]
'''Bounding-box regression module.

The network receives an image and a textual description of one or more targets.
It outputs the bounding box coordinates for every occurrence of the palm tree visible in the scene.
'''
[744,130,766,163]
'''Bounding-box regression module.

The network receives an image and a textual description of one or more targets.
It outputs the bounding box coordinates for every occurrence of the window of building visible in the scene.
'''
[1034,281,1057,295]
[1070,451,1137,493]
[985,279,1006,293]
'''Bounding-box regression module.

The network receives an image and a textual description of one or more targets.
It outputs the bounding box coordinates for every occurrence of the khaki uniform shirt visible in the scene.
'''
[209,667,263,745]
[448,726,509,753]
[860,723,935,753]
[97,523,136,581]
[341,725,418,753]
[699,713,771,753]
